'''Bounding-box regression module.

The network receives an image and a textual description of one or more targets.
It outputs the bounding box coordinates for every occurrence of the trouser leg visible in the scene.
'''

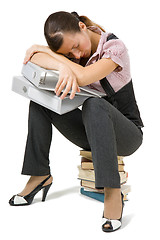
[22,98,143,189]
[21,101,90,176]
[82,97,143,189]
[21,101,52,175]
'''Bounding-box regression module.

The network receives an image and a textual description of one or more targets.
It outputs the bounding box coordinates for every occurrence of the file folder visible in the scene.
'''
[12,62,106,114]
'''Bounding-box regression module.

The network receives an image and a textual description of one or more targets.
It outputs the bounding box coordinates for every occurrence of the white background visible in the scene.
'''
[0,0,160,239]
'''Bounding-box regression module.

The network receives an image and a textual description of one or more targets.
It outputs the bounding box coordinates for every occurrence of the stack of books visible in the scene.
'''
[78,150,131,202]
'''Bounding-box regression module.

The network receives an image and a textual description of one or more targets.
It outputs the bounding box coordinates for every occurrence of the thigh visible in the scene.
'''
[107,101,143,156]
[46,107,91,150]
[82,97,143,156]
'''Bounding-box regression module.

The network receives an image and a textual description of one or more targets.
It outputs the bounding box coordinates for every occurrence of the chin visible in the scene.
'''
[85,50,91,58]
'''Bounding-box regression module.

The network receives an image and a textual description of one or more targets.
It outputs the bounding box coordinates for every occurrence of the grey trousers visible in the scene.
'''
[21,97,143,188]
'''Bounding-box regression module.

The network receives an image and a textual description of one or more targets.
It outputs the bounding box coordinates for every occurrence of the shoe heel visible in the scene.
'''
[42,183,52,202]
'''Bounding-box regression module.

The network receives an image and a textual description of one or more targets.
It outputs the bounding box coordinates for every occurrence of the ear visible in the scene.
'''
[79,21,87,31]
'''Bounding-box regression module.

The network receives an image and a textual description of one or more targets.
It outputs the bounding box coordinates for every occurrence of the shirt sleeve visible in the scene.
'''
[102,39,127,71]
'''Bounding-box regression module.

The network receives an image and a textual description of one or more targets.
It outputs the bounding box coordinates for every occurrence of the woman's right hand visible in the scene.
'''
[23,44,49,64]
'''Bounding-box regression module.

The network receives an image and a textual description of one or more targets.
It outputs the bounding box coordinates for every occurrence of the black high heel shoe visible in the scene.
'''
[9,175,52,206]
[102,192,124,232]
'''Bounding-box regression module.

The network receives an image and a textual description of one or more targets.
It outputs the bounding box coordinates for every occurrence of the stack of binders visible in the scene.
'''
[12,62,106,115]
[78,150,131,202]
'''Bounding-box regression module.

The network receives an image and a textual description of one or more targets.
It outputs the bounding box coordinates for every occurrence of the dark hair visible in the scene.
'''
[44,11,105,52]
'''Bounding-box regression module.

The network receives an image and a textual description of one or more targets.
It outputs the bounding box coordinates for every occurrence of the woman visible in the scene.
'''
[9,11,143,232]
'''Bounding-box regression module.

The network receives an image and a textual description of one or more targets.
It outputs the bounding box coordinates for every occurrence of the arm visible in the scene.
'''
[30,52,81,100]
[30,52,63,70]
[44,47,118,86]
[24,45,118,86]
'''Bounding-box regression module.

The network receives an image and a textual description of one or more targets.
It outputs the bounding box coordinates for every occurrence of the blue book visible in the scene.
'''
[80,188,104,202]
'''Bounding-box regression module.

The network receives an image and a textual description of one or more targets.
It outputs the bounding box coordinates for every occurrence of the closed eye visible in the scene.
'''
[72,44,79,49]
[65,44,79,58]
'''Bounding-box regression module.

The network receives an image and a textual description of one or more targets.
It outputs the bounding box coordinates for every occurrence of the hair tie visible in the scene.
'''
[71,11,80,20]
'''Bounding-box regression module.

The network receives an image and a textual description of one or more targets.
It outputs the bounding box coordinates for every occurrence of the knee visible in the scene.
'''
[29,100,39,110]
[83,97,101,110]
[82,97,112,124]
[82,97,110,113]
[29,101,48,113]
[29,101,50,121]
[82,97,110,121]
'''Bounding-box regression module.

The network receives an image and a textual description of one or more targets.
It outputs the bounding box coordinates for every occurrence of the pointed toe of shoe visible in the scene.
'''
[8,175,52,206]
[9,195,28,206]
[9,195,16,206]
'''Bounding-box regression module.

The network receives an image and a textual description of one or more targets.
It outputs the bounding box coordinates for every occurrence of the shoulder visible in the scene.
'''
[100,33,130,71]
[102,37,127,56]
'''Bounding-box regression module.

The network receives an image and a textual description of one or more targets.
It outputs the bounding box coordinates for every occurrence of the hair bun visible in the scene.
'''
[71,11,80,20]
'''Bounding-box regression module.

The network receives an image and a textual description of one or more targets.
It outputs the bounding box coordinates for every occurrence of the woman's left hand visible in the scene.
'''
[55,63,80,100]
[23,44,49,64]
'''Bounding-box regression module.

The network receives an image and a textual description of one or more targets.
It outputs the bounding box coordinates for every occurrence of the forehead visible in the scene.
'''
[57,33,80,54]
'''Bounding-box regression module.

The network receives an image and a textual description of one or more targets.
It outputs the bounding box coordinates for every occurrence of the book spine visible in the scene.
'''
[80,151,124,161]
[80,188,129,202]
[80,188,104,203]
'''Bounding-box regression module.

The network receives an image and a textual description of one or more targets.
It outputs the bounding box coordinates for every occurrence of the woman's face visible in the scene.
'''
[56,22,92,59]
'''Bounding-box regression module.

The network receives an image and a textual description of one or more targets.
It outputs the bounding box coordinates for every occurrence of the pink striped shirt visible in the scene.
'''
[85,26,131,93]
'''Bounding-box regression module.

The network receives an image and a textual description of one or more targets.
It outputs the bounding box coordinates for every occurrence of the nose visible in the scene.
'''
[73,50,81,59]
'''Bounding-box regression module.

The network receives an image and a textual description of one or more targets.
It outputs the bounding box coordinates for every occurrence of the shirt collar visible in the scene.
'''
[86,26,109,64]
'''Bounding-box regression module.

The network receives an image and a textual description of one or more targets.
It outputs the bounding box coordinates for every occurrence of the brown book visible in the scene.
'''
[80,150,124,164]
[81,179,127,191]
[81,157,125,171]
[118,165,125,172]
[81,157,94,170]
[81,182,131,195]
[80,150,92,160]
[77,165,128,184]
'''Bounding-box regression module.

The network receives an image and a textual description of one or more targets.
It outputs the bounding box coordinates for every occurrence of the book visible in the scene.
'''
[80,150,93,160]
[80,150,124,164]
[80,180,127,193]
[81,157,125,171]
[79,150,131,202]
[77,165,128,184]
[80,185,131,202]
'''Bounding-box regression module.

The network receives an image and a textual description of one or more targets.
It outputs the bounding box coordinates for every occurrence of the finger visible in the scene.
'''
[23,52,31,64]
[77,86,81,92]
[23,51,34,64]
[55,77,65,93]
[23,56,30,64]
[70,81,78,99]
[60,81,72,100]
[23,45,37,64]
[55,79,67,96]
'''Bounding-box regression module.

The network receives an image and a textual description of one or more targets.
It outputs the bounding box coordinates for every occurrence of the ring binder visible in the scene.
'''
[12,62,106,114]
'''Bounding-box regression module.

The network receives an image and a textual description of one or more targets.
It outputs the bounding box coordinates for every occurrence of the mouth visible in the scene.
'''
[82,49,91,58]
[82,52,87,58]
[81,53,85,58]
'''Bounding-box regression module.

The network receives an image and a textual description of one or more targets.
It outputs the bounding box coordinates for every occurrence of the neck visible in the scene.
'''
[88,29,101,54]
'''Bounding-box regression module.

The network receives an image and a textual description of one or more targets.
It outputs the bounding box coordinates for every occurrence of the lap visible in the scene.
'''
[46,107,91,150]
[82,97,143,156]
[33,97,143,156]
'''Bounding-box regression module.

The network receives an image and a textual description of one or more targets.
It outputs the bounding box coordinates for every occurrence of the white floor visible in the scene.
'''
[2,125,160,240]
